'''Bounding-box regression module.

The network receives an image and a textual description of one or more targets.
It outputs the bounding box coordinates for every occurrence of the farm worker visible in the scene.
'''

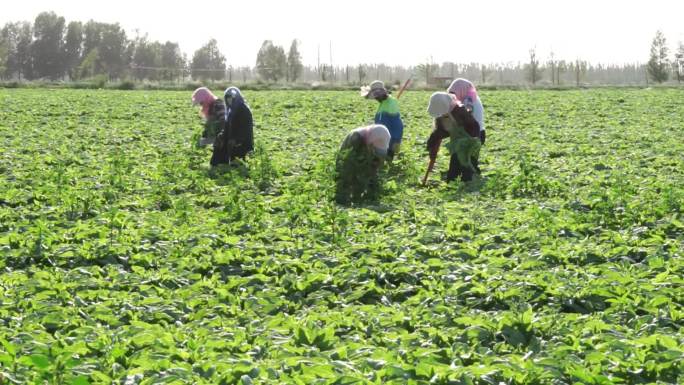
[210,87,254,166]
[447,78,485,145]
[361,80,404,158]
[191,87,226,147]
[335,124,391,203]
[426,92,481,182]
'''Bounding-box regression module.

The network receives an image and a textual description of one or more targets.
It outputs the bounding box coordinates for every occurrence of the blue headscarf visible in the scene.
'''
[224,87,246,122]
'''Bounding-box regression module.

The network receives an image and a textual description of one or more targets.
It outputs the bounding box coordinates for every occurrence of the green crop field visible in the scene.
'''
[1,88,683,384]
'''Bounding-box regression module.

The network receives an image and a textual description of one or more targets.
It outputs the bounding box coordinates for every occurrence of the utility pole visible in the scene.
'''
[329,40,333,82]
[549,51,556,85]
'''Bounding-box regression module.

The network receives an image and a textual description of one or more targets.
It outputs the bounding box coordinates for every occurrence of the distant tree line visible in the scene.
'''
[646,30,683,84]
[1,12,683,86]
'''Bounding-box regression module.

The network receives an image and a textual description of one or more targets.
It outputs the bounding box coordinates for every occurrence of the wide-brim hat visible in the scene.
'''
[360,80,388,99]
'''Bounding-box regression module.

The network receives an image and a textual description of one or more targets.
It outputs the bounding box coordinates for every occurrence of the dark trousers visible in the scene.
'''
[447,154,475,182]
[446,132,485,182]
[446,131,485,181]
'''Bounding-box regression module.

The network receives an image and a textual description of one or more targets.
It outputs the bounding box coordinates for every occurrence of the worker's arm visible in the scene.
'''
[427,119,450,159]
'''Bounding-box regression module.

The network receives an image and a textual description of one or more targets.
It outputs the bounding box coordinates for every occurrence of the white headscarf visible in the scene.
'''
[427,92,460,118]
[353,124,391,157]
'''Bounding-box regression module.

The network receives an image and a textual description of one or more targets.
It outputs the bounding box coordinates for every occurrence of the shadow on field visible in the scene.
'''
[436,174,489,201]
[339,200,396,213]
[4,250,132,272]
[207,162,250,186]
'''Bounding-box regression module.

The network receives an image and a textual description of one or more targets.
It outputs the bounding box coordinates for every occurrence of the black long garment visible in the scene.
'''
[202,100,226,139]
[210,102,254,166]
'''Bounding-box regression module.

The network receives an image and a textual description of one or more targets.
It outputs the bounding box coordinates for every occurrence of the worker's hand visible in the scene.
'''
[426,135,439,150]
[214,132,225,150]
[426,133,444,159]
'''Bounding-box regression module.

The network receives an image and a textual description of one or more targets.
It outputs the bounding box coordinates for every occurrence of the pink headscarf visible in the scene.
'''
[191,87,217,118]
[447,78,478,103]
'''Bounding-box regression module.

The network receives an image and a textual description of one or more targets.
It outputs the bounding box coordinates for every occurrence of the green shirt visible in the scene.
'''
[377,97,400,115]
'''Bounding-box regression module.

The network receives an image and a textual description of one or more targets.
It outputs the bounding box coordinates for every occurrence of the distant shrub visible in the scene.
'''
[71,81,97,89]
[0,81,21,88]
[184,82,203,91]
[117,80,136,90]
[92,75,107,89]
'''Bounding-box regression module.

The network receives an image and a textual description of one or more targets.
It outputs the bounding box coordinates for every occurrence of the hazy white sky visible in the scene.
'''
[2,0,683,67]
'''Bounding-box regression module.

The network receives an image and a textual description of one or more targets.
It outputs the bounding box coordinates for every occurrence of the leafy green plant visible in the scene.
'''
[0,88,683,384]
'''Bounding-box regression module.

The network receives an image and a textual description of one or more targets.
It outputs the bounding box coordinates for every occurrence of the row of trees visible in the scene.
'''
[646,30,683,83]
[0,12,228,82]
[255,40,303,82]
[0,12,314,85]
[523,31,683,86]
[524,50,592,87]
[0,11,305,83]
[0,13,132,80]
[1,12,683,86]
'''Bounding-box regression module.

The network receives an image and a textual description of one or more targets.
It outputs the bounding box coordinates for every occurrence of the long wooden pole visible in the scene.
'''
[421,157,436,186]
[395,77,412,99]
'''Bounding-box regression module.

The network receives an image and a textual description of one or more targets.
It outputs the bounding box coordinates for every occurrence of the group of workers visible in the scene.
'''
[191,78,485,202]
[191,86,254,166]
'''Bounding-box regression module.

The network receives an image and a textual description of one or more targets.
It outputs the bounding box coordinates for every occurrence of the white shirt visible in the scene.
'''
[468,97,485,132]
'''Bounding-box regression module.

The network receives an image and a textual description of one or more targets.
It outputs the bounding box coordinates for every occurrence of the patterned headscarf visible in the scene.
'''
[447,78,479,104]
